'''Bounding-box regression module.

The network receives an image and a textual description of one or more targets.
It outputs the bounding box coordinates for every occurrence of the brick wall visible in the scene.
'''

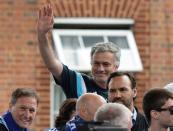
[150,0,173,87]
[0,0,50,131]
[1,0,173,130]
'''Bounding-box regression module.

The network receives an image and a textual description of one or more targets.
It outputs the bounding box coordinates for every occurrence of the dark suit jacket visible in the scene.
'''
[131,108,148,131]
[0,124,8,131]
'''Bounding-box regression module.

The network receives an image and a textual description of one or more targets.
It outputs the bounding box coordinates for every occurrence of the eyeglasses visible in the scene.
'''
[155,106,173,115]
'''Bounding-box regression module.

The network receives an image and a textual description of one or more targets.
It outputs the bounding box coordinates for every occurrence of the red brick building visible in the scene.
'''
[0,0,173,130]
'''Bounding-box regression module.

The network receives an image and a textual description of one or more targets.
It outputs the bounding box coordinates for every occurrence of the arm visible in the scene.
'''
[37,4,63,81]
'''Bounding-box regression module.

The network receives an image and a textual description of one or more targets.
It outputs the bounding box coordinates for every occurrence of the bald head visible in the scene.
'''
[94,103,132,130]
[76,93,106,121]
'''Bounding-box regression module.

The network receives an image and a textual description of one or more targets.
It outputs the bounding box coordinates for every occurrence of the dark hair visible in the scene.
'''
[55,98,77,128]
[142,88,173,125]
[107,72,136,89]
[10,88,39,105]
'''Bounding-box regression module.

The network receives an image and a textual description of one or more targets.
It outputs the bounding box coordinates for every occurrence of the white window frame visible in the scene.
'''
[50,76,66,128]
[52,29,143,71]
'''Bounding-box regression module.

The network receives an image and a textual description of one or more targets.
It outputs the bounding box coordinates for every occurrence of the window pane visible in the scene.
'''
[64,50,78,65]
[52,29,143,71]
[108,36,129,49]
[60,35,80,49]
[82,36,104,47]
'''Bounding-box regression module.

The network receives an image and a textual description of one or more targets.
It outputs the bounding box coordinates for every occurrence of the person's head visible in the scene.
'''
[9,88,39,128]
[107,72,137,111]
[143,88,173,127]
[76,93,106,121]
[90,42,121,86]
[94,103,132,131]
[164,83,173,93]
[55,98,77,127]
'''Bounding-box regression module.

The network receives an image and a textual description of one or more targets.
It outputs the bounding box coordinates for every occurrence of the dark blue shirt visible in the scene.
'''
[66,115,85,131]
[54,65,108,99]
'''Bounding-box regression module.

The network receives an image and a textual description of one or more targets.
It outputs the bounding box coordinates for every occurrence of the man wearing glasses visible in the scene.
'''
[143,88,173,131]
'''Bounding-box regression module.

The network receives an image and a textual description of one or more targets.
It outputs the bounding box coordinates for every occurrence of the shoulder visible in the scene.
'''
[0,124,8,131]
[135,107,146,119]
[0,117,8,131]
[54,64,78,87]
[132,108,149,130]
[136,112,147,120]
[136,111,148,125]
[66,122,76,131]
[66,116,81,130]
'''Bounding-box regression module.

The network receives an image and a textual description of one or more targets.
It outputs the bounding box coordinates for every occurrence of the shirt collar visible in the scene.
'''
[132,108,137,121]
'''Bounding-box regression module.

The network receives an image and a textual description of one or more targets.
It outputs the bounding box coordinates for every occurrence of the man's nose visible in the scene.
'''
[98,64,104,71]
[24,110,32,118]
[114,90,121,98]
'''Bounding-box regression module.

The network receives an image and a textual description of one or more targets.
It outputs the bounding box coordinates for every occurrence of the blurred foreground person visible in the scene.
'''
[66,93,106,131]
[94,103,132,131]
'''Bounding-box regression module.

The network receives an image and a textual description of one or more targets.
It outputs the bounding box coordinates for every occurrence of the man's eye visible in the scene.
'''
[94,63,99,66]
[20,107,26,110]
[29,109,35,113]
[109,89,116,93]
[119,88,128,92]
[103,63,110,67]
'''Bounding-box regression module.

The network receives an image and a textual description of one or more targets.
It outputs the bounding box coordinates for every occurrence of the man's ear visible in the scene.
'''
[82,106,89,115]
[78,106,88,118]
[132,88,137,98]
[9,103,13,111]
[114,64,118,71]
[151,110,159,120]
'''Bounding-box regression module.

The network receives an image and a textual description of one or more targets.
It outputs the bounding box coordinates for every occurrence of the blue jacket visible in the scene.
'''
[0,111,29,131]
[66,115,85,131]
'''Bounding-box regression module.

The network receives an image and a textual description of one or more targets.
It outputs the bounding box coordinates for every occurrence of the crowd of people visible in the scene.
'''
[0,4,173,131]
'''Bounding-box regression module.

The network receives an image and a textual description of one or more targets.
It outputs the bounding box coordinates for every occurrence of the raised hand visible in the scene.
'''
[37,4,54,35]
